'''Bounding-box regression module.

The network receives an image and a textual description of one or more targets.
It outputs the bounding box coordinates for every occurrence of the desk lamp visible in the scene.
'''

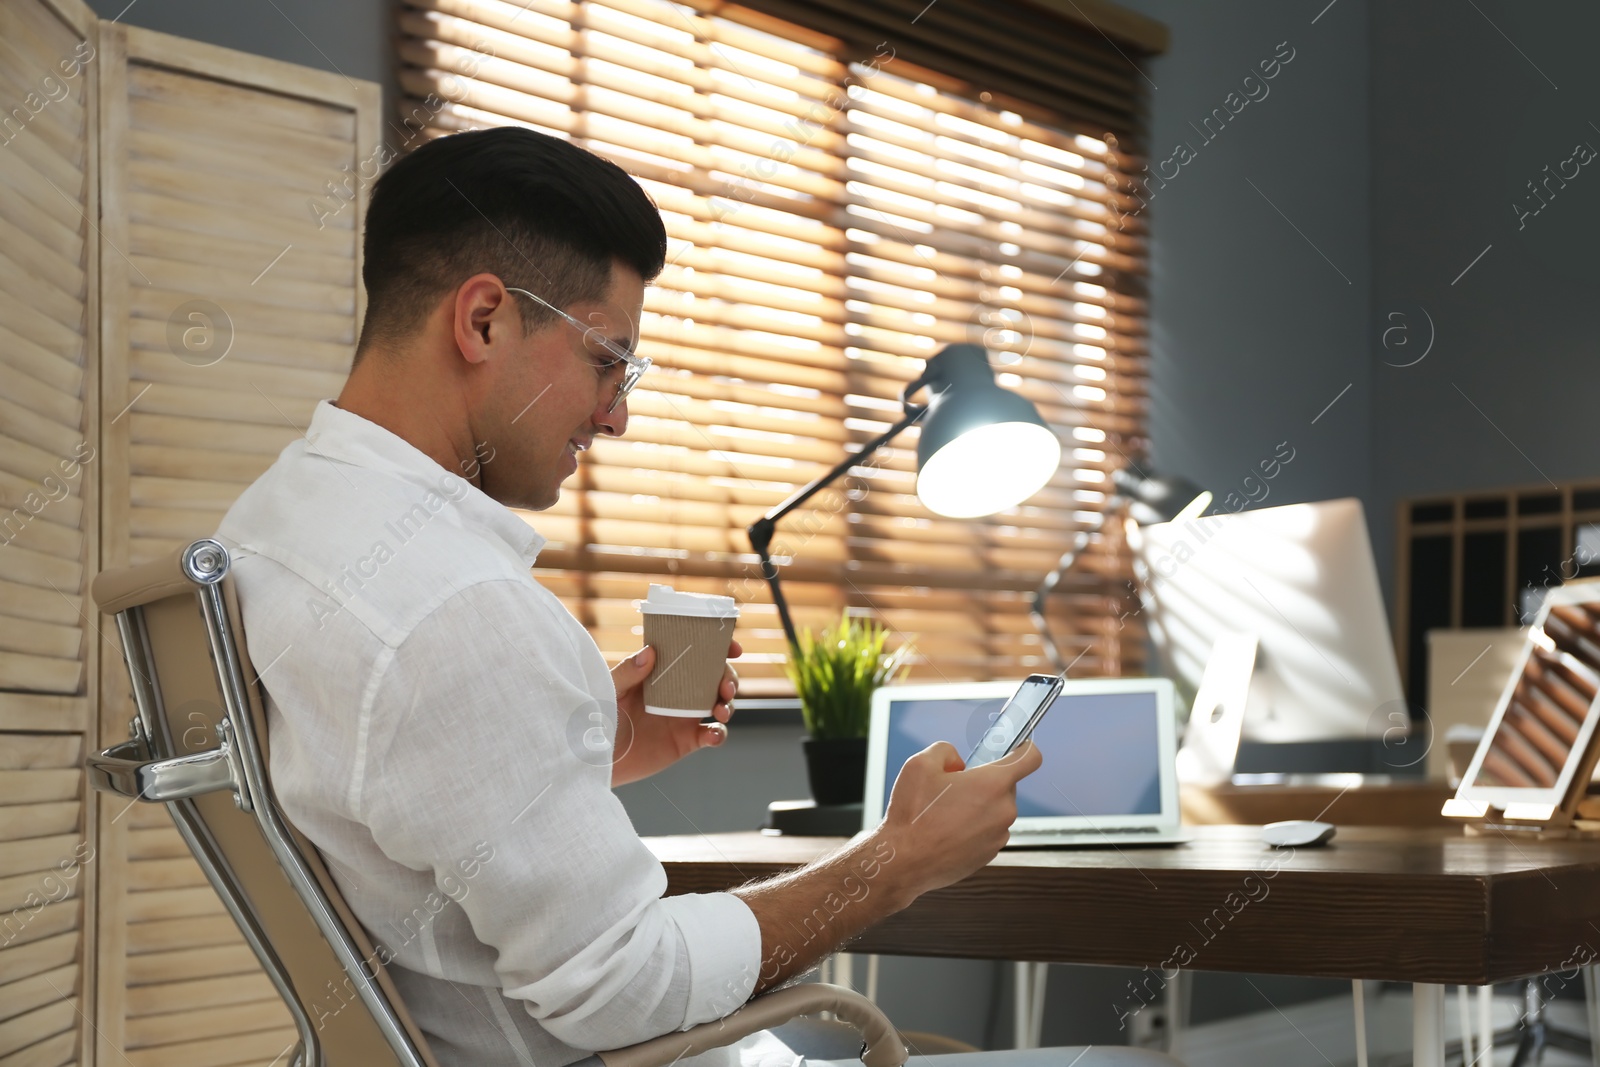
[1030,465,1211,671]
[747,342,1061,650]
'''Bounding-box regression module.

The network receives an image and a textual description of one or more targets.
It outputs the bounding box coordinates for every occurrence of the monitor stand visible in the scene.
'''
[1175,632,1256,787]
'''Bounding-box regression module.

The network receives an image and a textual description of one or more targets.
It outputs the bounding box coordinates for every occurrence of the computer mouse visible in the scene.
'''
[1261,819,1336,848]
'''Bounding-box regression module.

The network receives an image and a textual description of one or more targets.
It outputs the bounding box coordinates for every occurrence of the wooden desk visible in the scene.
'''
[1180,780,1456,827]
[648,826,1600,1066]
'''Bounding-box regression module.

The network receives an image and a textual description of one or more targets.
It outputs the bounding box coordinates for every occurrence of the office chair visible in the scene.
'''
[1492,975,1595,1066]
[87,538,1184,1067]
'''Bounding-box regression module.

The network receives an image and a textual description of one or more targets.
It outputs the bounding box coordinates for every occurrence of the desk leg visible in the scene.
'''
[1477,985,1493,1067]
[1413,983,1445,1067]
[1013,962,1033,1050]
[1352,979,1368,1067]
[1028,962,1047,1048]
[1168,970,1190,1059]
[1012,962,1048,1049]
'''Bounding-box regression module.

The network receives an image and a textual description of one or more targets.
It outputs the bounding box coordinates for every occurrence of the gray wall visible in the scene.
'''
[1367,1,1600,592]
[1122,0,1374,529]
[1113,0,1600,602]
[614,714,812,836]
[88,0,391,83]
[86,0,395,141]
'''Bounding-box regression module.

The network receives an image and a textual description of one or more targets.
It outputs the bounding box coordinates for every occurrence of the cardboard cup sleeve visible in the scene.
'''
[643,613,738,716]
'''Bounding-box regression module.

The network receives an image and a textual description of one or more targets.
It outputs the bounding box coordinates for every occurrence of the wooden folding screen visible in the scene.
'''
[0,0,99,1064]
[3,9,380,1053]
[89,23,378,1067]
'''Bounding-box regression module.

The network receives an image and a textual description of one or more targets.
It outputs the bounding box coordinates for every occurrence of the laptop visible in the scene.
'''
[863,677,1191,848]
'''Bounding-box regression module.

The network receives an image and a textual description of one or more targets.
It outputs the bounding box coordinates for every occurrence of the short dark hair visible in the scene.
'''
[355,127,667,358]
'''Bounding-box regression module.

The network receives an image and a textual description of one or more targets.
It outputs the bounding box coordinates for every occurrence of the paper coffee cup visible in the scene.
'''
[640,584,739,717]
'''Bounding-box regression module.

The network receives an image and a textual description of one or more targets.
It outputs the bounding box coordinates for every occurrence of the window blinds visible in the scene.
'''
[398,0,1155,689]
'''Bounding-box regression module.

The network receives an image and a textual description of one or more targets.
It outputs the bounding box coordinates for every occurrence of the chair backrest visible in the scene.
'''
[88,539,440,1067]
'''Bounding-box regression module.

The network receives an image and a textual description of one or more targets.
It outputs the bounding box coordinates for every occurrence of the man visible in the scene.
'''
[216,127,1041,1067]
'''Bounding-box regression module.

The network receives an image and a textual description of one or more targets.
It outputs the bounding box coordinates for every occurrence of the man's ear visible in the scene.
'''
[452,273,517,366]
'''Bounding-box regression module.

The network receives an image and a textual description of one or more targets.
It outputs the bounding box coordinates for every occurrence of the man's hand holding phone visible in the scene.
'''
[874,674,1059,905]
[874,736,1042,908]
[736,676,1049,994]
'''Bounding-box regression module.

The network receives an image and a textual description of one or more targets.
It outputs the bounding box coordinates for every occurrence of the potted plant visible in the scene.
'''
[785,611,914,805]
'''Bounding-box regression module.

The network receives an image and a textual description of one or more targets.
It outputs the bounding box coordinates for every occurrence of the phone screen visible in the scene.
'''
[966,675,1060,768]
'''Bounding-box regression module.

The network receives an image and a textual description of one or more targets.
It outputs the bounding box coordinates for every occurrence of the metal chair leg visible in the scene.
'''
[1587,965,1600,1067]
[1509,1021,1545,1067]
[1503,976,1593,1066]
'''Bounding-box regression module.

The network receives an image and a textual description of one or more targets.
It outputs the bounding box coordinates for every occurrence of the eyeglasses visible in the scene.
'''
[506,286,650,413]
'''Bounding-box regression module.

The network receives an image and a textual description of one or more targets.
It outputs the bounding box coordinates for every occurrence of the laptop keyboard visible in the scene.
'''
[1019,825,1163,838]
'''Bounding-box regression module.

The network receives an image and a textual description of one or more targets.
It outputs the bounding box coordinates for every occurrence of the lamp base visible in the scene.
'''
[764,799,863,837]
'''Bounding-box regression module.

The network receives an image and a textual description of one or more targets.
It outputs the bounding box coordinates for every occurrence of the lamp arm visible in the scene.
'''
[748,406,925,651]
[1031,498,1129,672]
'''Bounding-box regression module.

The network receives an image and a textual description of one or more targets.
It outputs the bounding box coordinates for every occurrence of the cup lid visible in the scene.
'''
[640,583,740,618]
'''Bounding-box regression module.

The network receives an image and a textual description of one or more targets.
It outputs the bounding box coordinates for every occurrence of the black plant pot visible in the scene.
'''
[802,735,868,806]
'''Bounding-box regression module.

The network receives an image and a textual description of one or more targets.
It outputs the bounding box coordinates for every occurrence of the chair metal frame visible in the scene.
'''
[87,538,908,1067]
[89,539,429,1067]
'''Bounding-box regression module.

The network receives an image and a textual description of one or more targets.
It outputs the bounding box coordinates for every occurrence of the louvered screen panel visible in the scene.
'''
[0,0,96,700]
[1,0,98,1063]
[0,734,87,1067]
[95,23,379,1067]
[397,0,1151,688]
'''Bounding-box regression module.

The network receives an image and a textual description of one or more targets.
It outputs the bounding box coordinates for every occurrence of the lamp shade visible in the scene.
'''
[910,344,1061,518]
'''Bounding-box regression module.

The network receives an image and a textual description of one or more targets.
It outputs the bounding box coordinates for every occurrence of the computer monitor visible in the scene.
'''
[1133,497,1403,742]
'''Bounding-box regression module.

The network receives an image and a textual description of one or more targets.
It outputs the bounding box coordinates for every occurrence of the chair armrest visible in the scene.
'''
[91,542,200,615]
[598,983,907,1067]
[86,737,238,803]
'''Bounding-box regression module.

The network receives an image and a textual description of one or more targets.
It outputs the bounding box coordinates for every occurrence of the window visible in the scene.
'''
[397,0,1158,691]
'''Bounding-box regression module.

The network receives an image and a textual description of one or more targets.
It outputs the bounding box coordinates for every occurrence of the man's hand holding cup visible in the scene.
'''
[609,585,741,786]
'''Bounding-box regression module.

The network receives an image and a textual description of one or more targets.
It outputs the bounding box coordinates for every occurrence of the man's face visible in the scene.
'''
[477,261,645,511]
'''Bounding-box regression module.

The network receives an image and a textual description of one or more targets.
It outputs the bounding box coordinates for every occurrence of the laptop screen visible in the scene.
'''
[876,689,1164,821]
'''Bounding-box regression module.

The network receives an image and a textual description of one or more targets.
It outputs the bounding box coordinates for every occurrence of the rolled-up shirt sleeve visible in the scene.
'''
[358,579,761,1051]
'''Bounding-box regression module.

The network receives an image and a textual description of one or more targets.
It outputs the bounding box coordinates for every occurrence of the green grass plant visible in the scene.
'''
[785,611,914,740]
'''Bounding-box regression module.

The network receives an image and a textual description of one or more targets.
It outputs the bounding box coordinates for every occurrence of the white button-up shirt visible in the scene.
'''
[216,399,769,1067]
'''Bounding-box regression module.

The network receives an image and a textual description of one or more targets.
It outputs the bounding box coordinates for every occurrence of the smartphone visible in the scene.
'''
[965,674,1064,768]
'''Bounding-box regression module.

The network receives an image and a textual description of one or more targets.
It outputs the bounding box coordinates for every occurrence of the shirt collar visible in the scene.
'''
[304,399,547,567]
